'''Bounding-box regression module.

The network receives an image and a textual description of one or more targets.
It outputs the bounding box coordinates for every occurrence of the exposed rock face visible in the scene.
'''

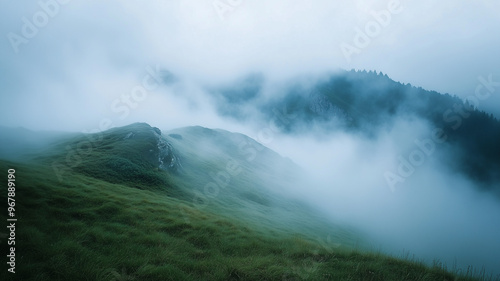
[152,127,162,135]
[120,124,182,172]
[123,132,135,140]
[152,128,181,172]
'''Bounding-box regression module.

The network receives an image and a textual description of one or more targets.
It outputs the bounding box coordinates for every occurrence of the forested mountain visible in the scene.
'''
[208,70,500,189]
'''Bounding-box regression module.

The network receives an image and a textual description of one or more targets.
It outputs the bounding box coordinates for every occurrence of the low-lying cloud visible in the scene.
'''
[262,117,500,276]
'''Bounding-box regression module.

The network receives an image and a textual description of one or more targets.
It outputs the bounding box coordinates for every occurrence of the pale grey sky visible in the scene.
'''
[1,0,499,130]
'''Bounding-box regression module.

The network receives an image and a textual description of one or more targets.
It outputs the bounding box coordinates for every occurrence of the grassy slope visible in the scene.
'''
[164,126,357,240]
[0,123,496,280]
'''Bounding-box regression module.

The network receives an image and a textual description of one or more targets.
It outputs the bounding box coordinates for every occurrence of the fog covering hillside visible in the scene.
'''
[1,117,500,280]
[0,123,382,280]
[1,1,500,280]
[192,70,500,276]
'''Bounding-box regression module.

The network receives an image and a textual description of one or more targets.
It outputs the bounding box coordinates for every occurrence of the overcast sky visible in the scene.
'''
[1,0,499,131]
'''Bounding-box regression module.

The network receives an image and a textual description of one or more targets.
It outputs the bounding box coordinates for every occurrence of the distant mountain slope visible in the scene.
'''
[165,125,299,196]
[164,126,339,236]
[0,126,72,161]
[207,70,500,189]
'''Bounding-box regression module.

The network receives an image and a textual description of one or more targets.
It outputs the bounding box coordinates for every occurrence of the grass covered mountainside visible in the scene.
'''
[0,123,497,280]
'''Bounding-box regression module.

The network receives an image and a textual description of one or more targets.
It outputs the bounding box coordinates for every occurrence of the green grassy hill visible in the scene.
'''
[0,123,496,280]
